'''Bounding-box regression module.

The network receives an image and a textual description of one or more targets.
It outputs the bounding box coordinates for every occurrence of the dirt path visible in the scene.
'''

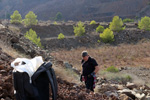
[43,36,76,40]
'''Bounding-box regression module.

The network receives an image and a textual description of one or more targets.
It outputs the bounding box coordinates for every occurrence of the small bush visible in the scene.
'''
[109,16,125,32]
[90,20,96,25]
[106,66,119,73]
[73,21,85,36]
[138,16,150,31]
[123,18,134,23]
[96,25,104,33]
[53,21,58,25]
[97,40,101,43]
[10,10,22,24]
[100,28,114,43]
[124,75,132,81]
[58,33,65,39]
[24,29,42,48]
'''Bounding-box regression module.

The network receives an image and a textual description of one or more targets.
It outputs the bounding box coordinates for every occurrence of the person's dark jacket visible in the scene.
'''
[81,57,98,76]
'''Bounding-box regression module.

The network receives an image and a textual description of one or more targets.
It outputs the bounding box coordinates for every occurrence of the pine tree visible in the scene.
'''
[96,25,104,33]
[24,11,38,26]
[100,28,114,43]
[55,12,62,21]
[73,21,85,36]
[109,16,125,32]
[24,29,42,48]
[138,16,150,31]
[10,10,22,24]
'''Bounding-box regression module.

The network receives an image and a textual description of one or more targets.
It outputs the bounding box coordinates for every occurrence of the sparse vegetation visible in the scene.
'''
[124,75,132,81]
[123,18,134,23]
[10,10,22,24]
[106,66,119,73]
[90,20,96,25]
[0,41,27,58]
[100,28,114,43]
[24,29,42,48]
[109,16,125,32]
[96,25,104,33]
[98,70,133,84]
[53,66,79,84]
[73,21,85,36]
[53,21,58,25]
[23,11,38,26]
[97,40,101,43]
[138,16,150,31]
[58,33,65,39]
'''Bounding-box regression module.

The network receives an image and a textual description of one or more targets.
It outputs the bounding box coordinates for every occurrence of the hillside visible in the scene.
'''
[0,0,150,21]
[1,20,150,99]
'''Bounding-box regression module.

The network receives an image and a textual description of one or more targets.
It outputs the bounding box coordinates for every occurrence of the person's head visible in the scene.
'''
[82,51,89,61]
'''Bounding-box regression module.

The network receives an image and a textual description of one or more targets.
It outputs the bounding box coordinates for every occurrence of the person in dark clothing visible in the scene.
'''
[80,51,100,92]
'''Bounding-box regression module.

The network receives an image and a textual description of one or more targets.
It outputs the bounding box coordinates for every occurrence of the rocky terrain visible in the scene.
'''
[0,21,150,100]
[0,23,106,100]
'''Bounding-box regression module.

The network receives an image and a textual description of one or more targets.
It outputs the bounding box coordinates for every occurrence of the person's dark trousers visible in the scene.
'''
[85,76,94,91]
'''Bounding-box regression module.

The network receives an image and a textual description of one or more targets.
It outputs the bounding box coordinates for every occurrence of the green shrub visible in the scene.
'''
[90,20,96,25]
[58,33,65,39]
[106,66,119,73]
[123,18,134,23]
[109,16,125,32]
[55,12,62,21]
[97,40,101,43]
[73,21,85,36]
[124,75,132,81]
[24,29,42,48]
[96,25,104,33]
[138,16,150,31]
[10,10,22,24]
[53,21,58,25]
[23,11,38,26]
[100,28,114,43]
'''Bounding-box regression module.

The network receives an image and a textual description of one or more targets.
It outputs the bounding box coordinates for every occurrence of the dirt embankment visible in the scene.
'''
[20,22,150,51]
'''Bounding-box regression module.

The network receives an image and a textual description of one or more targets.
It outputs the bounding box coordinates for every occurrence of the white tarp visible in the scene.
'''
[11,56,44,83]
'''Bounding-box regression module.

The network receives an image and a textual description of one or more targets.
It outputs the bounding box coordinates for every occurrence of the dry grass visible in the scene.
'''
[50,41,150,71]
[53,65,80,84]
[0,41,29,58]
[8,26,21,35]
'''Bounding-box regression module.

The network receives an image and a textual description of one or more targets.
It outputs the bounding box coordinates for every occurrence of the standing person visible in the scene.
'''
[80,51,99,92]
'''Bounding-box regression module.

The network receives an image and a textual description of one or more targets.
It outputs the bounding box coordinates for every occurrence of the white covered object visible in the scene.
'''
[11,56,44,83]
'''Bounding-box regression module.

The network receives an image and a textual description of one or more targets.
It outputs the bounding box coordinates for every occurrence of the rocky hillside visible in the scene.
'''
[1,21,150,100]
[0,22,114,100]
[19,22,150,51]
[0,0,149,21]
